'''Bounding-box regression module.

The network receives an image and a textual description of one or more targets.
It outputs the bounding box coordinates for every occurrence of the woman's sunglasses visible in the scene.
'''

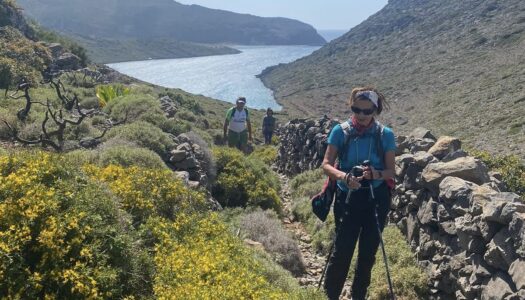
[351,106,375,115]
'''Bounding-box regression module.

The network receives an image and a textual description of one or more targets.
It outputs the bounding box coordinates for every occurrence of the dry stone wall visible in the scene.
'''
[276,117,525,300]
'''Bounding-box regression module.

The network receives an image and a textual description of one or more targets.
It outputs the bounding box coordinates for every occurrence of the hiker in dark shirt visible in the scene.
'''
[321,87,396,300]
[262,108,276,145]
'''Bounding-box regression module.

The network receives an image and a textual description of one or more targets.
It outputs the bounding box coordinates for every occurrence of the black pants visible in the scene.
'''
[323,183,390,300]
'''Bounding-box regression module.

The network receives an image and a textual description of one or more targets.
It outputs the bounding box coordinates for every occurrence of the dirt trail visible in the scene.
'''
[278,174,352,299]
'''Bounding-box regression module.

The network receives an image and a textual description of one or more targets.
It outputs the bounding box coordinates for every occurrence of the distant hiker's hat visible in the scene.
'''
[237,97,246,104]
[356,90,379,107]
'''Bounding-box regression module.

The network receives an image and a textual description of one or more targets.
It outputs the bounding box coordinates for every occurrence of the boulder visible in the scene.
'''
[428,136,462,160]
[55,52,82,71]
[508,213,525,258]
[409,127,436,140]
[508,259,525,290]
[170,149,187,162]
[484,228,518,270]
[481,272,516,300]
[422,157,490,190]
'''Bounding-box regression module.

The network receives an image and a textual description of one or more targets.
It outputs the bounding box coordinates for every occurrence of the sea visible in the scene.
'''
[107,30,346,110]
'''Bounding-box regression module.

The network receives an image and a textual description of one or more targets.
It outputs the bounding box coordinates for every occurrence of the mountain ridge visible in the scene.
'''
[16,0,326,62]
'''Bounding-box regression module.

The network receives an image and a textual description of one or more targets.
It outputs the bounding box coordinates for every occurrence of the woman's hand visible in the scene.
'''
[344,173,362,190]
[363,166,380,180]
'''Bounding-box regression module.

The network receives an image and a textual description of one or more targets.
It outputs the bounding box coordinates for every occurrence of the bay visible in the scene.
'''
[107,45,320,110]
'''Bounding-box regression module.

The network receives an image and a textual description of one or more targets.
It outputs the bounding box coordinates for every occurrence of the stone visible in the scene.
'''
[428,136,462,160]
[442,149,469,162]
[439,176,476,205]
[484,228,517,270]
[413,151,438,167]
[469,254,492,285]
[418,198,438,225]
[479,220,502,242]
[174,156,198,169]
[403,162,423,190]
[422,157,491,190]
[407,212,419,243]
[409,127,436,140]
[483,194,525,224]
[467,237,487,254]
[169,149,187,162]
[508,213,525,258]
[439,220,457,235]
[470,185,499,216]
[55,52,82,71]
[176,142,193,152]
[410,138,436,153]
[508,259,525,290]
[174,171,190,185]
[481,272,516,300]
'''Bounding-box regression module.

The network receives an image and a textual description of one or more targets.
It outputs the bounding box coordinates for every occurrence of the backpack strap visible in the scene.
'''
[374,121,385,168]
[339,120,358,165]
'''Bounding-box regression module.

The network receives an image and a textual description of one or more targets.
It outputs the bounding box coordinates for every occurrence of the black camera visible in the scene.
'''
[351,160,371,185]
[351,165,365,177]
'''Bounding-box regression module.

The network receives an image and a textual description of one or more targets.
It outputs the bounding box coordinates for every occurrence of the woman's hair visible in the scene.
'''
[266,108,273,114]
[349,86,389,115]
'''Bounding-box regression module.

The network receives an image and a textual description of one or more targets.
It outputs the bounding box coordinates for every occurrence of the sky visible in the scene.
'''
[176,0,388,30]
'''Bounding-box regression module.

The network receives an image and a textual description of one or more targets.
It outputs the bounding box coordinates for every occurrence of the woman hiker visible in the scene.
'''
[262,107,276,144]
[321,87,396,300]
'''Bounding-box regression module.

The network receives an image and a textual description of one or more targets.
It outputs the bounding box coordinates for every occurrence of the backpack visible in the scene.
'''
[229,107,249,120]
[311,120,387,222]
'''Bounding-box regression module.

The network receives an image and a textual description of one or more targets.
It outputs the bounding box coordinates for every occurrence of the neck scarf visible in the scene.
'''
[351,115,375,135]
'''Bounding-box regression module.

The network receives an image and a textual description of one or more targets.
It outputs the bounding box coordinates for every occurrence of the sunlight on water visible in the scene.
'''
[108,45,319,110]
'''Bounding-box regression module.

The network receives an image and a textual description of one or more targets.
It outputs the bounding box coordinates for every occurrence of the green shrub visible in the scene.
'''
[158,118,191,136]
[96,84,130,107]
[240,210,305,275]
[97,146,167,169]
[367,227,429,300]
[103,121,175,159]
[249,145,278,165]
[104,94,163,124]
[212,147,281,213]
[159,91,204,115]
[0,27,51,89]
[469,149,525,198]
[149,212,321,299]
[175,108,198,122]
[0,152,153,298]
[79,97,100,109]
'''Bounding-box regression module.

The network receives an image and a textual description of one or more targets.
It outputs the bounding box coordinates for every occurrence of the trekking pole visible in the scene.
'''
[317,237,334,290]
[369,182,395,300]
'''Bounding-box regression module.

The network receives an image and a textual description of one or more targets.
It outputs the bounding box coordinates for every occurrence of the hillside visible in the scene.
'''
[260,0,525,157]
[16,0,326,63]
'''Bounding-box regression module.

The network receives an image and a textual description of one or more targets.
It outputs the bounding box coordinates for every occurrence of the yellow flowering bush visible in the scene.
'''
[150,213,290,299]
[0,152,134,298]
[212,147,282,213]
[0,151,206,298]
[84,163,207,224]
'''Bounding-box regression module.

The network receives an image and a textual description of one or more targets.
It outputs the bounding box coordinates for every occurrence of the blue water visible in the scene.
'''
[108,45,320,110]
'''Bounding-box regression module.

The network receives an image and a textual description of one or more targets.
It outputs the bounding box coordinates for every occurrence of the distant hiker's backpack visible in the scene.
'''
[311,120,389,222]
[229,107,249,119]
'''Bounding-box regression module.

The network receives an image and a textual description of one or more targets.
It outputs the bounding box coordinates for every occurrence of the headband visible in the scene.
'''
[356,90,379,107]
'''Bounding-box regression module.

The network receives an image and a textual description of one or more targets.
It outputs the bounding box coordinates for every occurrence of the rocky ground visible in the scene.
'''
[278,173,353,299]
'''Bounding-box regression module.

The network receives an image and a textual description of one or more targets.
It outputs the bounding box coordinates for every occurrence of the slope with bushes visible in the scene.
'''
[260,0,525,157]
